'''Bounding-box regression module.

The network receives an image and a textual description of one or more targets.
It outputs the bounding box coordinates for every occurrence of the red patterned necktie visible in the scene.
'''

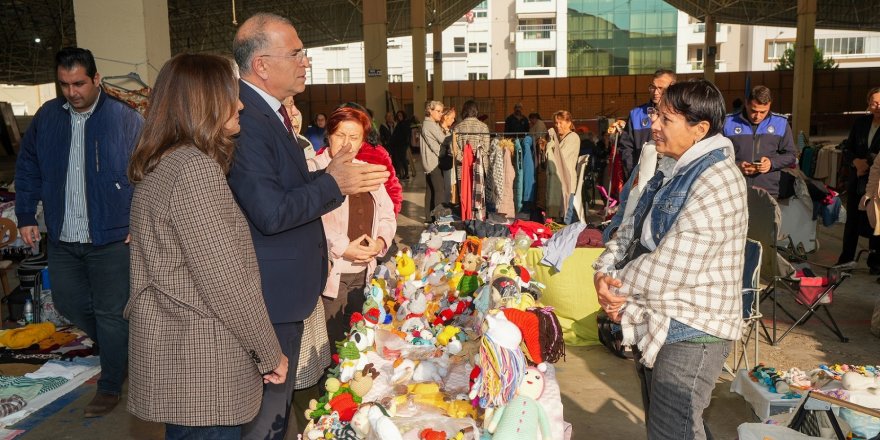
[278,105,293,134]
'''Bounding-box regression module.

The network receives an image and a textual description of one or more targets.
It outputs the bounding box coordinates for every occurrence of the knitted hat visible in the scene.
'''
[502,308,546,372]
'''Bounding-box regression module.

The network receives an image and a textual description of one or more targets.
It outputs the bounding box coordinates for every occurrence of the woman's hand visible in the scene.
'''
[342,234,379,263]
[594,271,627,322]
[263,354,288,384]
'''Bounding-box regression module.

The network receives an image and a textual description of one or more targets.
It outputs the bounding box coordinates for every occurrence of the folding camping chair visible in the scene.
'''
[746,186,852,345]
[724,238,763,376]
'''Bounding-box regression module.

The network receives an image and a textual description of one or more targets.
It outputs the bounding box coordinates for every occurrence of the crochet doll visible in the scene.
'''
[487,367,552,439]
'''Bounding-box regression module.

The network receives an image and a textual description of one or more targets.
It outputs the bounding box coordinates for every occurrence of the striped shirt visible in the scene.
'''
[60,93,100,243]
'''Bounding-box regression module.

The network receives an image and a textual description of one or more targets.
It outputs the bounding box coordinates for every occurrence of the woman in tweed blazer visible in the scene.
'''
[125,54,286,439]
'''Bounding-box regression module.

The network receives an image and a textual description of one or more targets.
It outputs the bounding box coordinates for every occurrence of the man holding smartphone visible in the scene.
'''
[723,85,797,198]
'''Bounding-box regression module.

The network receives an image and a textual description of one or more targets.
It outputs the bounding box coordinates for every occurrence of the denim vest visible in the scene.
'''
[640,148,726,246]
[627,147,727,344]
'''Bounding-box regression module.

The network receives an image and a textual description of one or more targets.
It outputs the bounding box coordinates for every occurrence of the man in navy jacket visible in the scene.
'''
[723,85,797,198]
[228,13,389,439]
[15,47,143,417]
[617,69,676,180]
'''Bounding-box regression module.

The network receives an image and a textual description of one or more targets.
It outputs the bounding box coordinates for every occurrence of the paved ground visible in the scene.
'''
[10,143,880,439]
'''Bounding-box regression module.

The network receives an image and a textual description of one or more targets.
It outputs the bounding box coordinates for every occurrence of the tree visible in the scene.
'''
[775,47,837,70]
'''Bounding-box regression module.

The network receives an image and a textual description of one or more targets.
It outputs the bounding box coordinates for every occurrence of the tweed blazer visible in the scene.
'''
[126,147,282,426]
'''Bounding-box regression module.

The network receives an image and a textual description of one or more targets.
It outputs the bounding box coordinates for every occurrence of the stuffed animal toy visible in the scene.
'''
[350,402,402,440]
[363,280,390,325]
[306,377,364,422]
[436,325,461,347]
[433,297,472,327]
[396,249,416,282]
[304,412,342,439]
[412,356,449,383]
[328,392,359,422]
[487,367,552,440]
[337,340,369,383]
[348,324,375,353]
[392,358,417,385]
[457,252,482,297]
[841,371,880,391]
[349,363,380,399]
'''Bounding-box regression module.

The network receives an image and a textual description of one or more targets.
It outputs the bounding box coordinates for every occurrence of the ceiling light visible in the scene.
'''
[34,38,41,43]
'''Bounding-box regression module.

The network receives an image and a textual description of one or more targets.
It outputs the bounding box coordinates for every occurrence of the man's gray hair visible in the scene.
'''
[233,12,293,76]
[424,100,443,116]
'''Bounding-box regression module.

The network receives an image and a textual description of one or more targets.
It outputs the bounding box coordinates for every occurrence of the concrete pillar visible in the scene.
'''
[411,0,427,118]
[363,0,389,117]
[703,15,716,83]
[432,22,443,105]
[73,0,170,86]
[792,0,817,138]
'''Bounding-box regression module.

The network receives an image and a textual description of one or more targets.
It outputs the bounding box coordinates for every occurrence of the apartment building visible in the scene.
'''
[278,1,880,85]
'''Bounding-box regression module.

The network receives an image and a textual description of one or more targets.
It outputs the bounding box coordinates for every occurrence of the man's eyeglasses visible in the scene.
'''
[648,85,665,93]
[259,50,309,63]
[869,102,880,109]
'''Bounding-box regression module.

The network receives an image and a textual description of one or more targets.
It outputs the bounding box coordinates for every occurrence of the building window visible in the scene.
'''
[518,18,556,39]
[469,42,488,53]
[475,11,487,18]
[517,51,556,68]
[454,37,465,53]
[473,1,488,17]
[388,74,403,82]
[766,40,794,60]
[468,72,489,80]
[327,69,349,84]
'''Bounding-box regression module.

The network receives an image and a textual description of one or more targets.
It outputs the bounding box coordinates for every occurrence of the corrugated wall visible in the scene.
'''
[295,67,880,135]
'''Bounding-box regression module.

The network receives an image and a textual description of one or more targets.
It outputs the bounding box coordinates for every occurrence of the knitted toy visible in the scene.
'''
[436,325,462,353]
[457,252,482,297]
[349,363,380,399]
[750,364,789,394]
[350,402,402,440]
[306,377,363,422]
[501,308,566,372]
[433,297,472,327]
[474,312,527,408]
[396,249,416,282]
[842,371,880,391]
[363,280,390,325]
[487,367,552,440]
[336,340,368,383]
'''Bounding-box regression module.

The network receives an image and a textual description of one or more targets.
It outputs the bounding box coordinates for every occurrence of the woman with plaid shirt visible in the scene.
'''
[593,79,747,440]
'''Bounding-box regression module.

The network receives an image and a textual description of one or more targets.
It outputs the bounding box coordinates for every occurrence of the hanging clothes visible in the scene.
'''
[487,137,505,206]
[521,135,536,203]
[535,138,548,212]
[497,144,516,218]
[494,138,513,203]
[514,137,524,213]
[461,142,475,221]
[473,146,486,221]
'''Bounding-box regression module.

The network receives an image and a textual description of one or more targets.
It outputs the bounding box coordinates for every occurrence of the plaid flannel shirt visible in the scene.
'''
[593,149,747,368]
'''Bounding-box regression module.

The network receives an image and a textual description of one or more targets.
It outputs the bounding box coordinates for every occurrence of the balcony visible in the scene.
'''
[516,0,556,15]
[515,25,557,51]
[688,60,727,72]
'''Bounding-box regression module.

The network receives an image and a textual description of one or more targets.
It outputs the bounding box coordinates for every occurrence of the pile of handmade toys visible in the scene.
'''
[302,230,566,439]
[748,364,880,402]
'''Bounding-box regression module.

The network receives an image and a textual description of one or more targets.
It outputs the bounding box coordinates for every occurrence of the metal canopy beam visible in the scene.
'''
[665,0,880,31]
[0,0,482,85]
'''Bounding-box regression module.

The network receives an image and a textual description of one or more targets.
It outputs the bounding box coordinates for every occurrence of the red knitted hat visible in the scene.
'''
[502,308,546,371]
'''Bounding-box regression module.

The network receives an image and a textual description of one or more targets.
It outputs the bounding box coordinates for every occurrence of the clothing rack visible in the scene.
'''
[454,131,535,137]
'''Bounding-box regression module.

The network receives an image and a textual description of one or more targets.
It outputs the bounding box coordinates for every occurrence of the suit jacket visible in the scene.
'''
[228,80,344,323]
[420,117,445,172]
[126,147,282,426]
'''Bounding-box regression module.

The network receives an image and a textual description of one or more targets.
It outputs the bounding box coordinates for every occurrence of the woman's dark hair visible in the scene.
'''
[660,79,726,137]
[55,47,98,79]
[128,54,239,183]
[461,100,479,119]
[395,110,406,121]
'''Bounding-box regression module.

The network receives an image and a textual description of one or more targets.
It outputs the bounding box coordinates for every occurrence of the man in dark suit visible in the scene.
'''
[228,13,389,440]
